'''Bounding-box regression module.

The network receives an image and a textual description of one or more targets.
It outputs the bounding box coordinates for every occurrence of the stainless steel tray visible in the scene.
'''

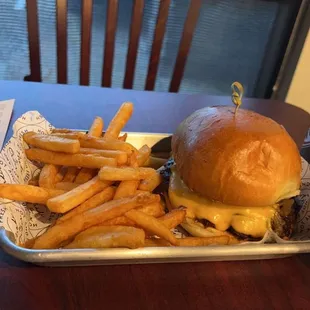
[1,132,310,266]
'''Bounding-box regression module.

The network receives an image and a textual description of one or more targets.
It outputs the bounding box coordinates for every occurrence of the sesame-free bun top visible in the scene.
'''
[172,106,301,207]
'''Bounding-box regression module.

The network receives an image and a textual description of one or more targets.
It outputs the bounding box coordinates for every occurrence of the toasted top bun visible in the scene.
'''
[172,106,301,207]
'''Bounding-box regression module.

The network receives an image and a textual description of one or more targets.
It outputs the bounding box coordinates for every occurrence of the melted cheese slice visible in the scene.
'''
[168,169,279,237]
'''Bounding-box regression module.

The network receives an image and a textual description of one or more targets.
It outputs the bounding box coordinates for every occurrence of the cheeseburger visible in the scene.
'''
[168,106,301,240]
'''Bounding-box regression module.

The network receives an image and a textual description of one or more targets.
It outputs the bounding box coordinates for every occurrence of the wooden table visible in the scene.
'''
[0,81,310,310]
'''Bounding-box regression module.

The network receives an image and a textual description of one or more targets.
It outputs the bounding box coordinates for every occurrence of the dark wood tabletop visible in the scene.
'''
[0,81,310,310]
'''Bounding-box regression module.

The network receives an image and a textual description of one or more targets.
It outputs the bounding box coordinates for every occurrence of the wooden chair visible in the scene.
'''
[24,0,202,92]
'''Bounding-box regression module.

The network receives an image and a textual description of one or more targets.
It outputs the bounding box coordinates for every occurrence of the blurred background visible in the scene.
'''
[0,0,308,102]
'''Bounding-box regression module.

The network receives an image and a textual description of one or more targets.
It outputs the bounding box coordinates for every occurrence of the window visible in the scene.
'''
[0,0,302,98]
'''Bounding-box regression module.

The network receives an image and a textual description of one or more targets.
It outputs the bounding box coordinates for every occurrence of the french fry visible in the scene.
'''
[63,167,79,182]
[104,102,133,140]
[128,151,138,167]
[23,132,80,154]
[28,173,40,186]
[143,156,167,169]
[100,216,136,227]
[28,179,39,186]
[135,189,149,194]
[75,117,104,184]
[113,152,139,199]
[74,168,98,184]
[113,180,139,199]
[25,148,117,169]
[158,208,186,229]
[102,202,165,226]
[65,226,145,249]
[140,202,165,217]
[79,137,136,153]
[88,116,104,137]
[0,184,65,204]
[57,186,116,222]
[99,166,156,181]
[38,164,60,188]
[194,227,239,245]
[55,166,67,183]
[53,133,136,153]
[138,172,162,192]
[79,148,128,165]
[55,182,80,191]
[137,145,151,166]
[125,209,177,245]
[118,133,127,142]
[47,176,111,213]
[144,238,171,247]
[227,236,240,245]
[176,236,230,247]
[51,128,75,134]
[32,192,160,249]
[51,132,86,140]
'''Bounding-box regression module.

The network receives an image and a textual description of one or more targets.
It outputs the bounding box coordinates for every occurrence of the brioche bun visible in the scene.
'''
[172,106,301,207]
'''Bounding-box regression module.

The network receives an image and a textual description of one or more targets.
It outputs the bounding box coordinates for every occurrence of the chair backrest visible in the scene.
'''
[24,0,202,92]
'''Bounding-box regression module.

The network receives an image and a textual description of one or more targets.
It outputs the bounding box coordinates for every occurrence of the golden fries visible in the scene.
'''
[28,173,40,186]
[75,117,105,185]
[125,209,177,245]
[28,178,39,186]
[79,148,128,165]
[51,128,75,134]
[51,132,86,140]
[55,166,67,183]
[102,202,165,226]
[143,156,167,169]
[104,102,133,140]
[158,208,186,229]
[176,236,230,246]
[32,192,159,249]
[57,186,115,222]
[128,151,138,167]
[139,172,162,192]
[47,176,111,213]
[63,167,79,182]
[113,180,139,199]
[65,226,145,249]
[23,132,80,154]
[139,202,165,217]
[25,148,117,169]
[55,182,80,191]
[113,152,139,199]
[144,238,171,247]
[38,164,60,188]
[53,133,136,153]
[101,216,136,227]
[79,137,136,153]
[88,116,104,137]
[137,145,151,166]
[99,167,156,181]
[118,133,127,142]
[0,184,65,204]
[74,168,98,184]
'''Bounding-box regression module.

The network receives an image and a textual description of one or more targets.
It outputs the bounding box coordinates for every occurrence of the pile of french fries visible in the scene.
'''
[0,102,234,250]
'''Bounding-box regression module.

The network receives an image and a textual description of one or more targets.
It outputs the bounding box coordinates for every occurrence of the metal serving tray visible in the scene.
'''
[1,132,310,266]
